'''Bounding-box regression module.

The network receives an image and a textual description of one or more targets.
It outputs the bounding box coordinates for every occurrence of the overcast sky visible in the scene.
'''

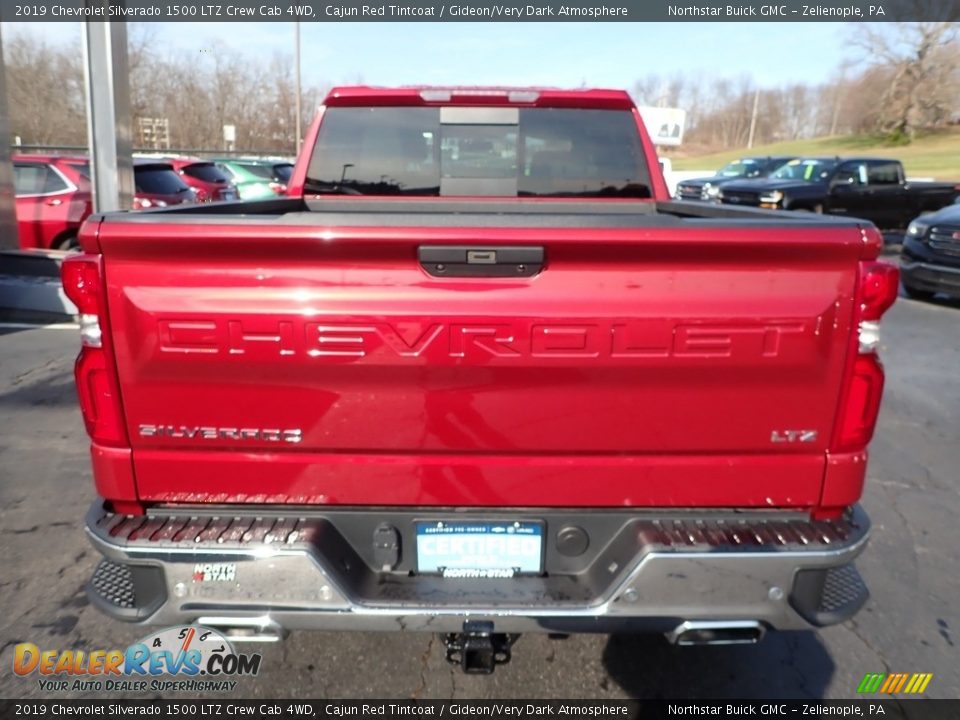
[4,21,855,90]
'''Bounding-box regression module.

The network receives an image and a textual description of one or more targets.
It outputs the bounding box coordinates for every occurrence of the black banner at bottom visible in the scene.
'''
[1,700,958,720]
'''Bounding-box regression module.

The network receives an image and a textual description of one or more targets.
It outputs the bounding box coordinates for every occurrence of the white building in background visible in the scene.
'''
[637,106,687,147]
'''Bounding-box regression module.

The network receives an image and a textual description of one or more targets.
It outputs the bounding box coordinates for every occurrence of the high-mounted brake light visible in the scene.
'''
[418,88,540,104]
[61,254,128,447]
[833,260,899,452]
[420,89,451,102]
[507,91,540,103]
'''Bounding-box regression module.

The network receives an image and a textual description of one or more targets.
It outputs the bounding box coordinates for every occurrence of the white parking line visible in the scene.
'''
[0,322,78,330]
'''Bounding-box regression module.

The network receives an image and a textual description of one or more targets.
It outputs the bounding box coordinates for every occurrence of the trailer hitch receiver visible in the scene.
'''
[442,621,519,674]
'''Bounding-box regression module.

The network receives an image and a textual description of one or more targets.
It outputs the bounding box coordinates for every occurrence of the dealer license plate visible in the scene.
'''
[415,520,543,578]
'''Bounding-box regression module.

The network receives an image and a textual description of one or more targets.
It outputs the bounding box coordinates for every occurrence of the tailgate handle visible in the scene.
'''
[418,246,544,277]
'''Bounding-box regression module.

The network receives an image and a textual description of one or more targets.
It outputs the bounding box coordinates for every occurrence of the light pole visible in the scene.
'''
[83,18,134,213]
[746,87,760,150]
[0,24,20,250]
[294,22,302,155]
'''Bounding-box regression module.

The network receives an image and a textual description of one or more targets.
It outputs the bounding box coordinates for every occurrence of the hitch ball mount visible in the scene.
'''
[442,621,519,674]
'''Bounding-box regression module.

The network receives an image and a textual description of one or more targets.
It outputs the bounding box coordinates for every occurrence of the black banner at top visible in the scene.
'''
[3,700,960,720]
[3,0,960,22]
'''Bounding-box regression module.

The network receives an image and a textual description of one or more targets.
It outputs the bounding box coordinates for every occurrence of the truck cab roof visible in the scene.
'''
[323,86,636,110]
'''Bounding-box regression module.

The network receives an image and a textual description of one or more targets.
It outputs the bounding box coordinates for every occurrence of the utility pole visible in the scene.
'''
[746,87,760,149]
[83,16,134,213]
[294,22,302,154]
[0,23,20,250]
[829,78,844,136]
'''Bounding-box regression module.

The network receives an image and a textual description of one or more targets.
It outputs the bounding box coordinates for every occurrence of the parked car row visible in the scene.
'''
[138,155,294,200]
[675,155,960,232]
[674,155,796,200]
[10,152,294,251]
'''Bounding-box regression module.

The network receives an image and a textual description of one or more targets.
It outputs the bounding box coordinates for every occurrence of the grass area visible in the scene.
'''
[667,129,960,179]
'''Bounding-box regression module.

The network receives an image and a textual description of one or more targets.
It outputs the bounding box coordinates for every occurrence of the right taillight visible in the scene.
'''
[833,260,899,451]
[858,261,900,321]
[835,354,886,449]
[61,254,128,447]
[857,261,899,353]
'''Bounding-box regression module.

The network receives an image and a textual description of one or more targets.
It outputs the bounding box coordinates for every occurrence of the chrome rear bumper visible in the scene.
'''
[85,501,870,635]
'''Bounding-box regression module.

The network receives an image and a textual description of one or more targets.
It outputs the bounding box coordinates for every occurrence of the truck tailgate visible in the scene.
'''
[96,218,862,508]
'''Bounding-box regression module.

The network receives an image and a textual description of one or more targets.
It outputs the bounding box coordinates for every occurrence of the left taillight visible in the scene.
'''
[61,254,129,446]
[61,256,102,347]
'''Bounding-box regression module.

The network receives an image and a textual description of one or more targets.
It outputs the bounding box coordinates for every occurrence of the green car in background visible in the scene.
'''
[211,158,295,200]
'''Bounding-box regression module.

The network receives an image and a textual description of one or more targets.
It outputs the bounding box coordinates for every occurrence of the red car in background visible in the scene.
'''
[13,155,198,250]
[174,158,238,202]
[62,157,197,210]
[13,154,92,251]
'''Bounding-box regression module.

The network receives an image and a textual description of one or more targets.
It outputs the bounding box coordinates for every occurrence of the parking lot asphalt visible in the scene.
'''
[0,293,958,701]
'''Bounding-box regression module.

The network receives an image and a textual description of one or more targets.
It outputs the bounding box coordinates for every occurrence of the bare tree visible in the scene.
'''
[4,33,86,146]
[4,26,329,155]
[855,22,960,139]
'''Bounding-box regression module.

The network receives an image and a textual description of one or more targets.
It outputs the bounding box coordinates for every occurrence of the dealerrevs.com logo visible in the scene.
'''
[13,625,261,693]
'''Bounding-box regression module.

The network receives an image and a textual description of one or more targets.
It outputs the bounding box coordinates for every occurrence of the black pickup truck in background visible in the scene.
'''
[674,155,795,200]
[718,157,960,230]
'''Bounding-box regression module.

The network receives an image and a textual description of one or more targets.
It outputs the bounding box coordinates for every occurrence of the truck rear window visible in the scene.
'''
[306,107,652,198]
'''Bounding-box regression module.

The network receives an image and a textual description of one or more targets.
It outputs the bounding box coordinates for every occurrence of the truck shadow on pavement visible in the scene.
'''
[0,373,77,408]
[602,631,833,699]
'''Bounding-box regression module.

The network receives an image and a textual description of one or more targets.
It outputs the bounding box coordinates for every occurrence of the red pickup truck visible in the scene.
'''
[64,87,898,674]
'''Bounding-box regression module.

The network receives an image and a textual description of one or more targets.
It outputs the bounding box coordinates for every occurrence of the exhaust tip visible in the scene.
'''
[196,615,286,643]
[666,620,765,646]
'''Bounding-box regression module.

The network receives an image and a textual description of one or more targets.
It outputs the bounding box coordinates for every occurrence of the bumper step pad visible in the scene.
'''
[790,562,869,626]
[90,559,136,610]
[86,558,167,622]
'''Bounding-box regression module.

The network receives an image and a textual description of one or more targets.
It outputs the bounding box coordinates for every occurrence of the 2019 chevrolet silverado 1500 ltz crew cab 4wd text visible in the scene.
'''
[64,87,898,674]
